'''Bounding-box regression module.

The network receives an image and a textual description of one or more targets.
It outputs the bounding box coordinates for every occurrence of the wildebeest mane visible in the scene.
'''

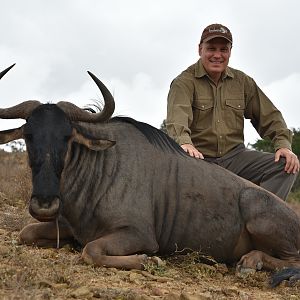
[111,116,186,156]
[82,103,186,155]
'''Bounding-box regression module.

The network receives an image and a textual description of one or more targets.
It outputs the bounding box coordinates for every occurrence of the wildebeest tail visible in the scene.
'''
[270,267,300,287]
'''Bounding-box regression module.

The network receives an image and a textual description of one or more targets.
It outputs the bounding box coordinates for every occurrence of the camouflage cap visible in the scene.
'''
[200,24,232,44]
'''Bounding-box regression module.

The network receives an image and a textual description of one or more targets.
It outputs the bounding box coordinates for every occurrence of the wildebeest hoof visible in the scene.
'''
[237,250,264,272]
[148,256,165,267]
[142,255,165,269]
[236,266,256,278]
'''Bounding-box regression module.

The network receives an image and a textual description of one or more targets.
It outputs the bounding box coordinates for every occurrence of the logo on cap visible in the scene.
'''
[209,27,227,34]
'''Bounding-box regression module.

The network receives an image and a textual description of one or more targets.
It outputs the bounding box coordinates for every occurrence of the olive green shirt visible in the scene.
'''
[166,59,292,157]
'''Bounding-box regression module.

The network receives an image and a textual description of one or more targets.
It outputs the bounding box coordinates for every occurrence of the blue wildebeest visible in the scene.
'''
[0,64,300,286]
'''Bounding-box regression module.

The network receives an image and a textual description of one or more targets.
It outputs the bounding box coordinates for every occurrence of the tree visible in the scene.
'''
[250,128,300,156]
[251,128,300,192]
[160,119,167,134]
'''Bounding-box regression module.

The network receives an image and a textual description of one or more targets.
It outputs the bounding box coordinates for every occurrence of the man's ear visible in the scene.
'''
[72,128,115,151]
[198,43,202,57]
[0,126,24,144]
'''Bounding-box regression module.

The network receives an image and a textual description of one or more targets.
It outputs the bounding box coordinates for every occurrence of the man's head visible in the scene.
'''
[198,24,232,82]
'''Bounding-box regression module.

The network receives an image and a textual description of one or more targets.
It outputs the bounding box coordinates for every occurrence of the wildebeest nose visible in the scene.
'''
[29,196,60,222]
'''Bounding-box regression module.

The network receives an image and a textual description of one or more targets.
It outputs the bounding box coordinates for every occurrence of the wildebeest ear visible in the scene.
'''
[72,128,115,151]
[0,126,24,144]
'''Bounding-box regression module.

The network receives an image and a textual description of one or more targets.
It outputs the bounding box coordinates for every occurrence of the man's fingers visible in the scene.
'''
[284,154,299,174]
[275,148,299,174]
[181,144,204,159]
[274,151,281,162]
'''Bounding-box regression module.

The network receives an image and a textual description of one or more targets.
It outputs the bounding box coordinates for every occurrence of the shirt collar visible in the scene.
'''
[195,59,234,79]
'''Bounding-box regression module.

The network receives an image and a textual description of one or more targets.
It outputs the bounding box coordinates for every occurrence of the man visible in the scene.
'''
[166,23,299,200]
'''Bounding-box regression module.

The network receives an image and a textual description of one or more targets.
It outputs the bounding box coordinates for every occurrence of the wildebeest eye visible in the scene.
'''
[64,135,72,142]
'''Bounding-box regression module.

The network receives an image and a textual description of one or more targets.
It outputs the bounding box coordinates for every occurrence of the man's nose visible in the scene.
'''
[213,50,222,58]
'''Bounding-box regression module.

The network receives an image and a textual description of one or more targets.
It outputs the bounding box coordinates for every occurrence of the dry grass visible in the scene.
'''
[1,151,300,299]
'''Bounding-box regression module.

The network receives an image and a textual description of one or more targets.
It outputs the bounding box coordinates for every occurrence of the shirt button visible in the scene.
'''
[217,120,220,123]
[201,105,205,108]
[220,135,222,138]
[238,105,241,108]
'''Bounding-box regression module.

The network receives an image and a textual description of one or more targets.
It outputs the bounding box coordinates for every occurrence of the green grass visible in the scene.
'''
[288,189,300,203]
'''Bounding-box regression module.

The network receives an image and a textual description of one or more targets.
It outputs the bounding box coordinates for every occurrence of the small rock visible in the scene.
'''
[0,228,7,235]
[129,272,143,283]
[139,295,153,300]
[163,293,181,300]
[239,291,251,300]
[222,286,239,296]
[180,292,212,300]
[38,280,54,288]
[207,287,222,293]
[0,245,10,256]
[151,287,164,296]
[52,283,69,289]
[71,286,92,298]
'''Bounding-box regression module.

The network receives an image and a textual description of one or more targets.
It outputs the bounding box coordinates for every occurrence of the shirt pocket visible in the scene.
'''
[225,98,245,129]
[191,99,214,130]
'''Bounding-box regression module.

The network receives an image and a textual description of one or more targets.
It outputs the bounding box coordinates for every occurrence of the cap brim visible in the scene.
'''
[202,34,232,44]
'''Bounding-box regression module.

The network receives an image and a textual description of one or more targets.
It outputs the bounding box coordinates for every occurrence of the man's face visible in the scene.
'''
[199,38,232,77]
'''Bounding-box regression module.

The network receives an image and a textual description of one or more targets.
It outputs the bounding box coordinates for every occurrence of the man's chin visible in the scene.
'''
[208,67,224,73]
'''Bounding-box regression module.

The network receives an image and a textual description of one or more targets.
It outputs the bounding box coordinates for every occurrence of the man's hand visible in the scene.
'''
[181,144,204,159]
[275,148,300,174]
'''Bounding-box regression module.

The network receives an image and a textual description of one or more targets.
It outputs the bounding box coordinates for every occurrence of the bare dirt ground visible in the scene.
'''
[0,151,300,300]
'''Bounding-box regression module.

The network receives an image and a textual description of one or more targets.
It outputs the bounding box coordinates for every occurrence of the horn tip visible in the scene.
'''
[87,71,94,77]
[0,63,16,80]
[7,63,16,70]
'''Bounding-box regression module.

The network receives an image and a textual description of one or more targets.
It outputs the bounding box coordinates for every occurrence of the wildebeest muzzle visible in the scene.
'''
[29,196,60,222]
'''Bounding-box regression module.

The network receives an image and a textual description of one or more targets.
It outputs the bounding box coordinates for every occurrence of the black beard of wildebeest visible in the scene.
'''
[0,64,300,287]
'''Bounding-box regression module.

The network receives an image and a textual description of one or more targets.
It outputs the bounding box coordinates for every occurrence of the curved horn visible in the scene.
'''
[0,101,41,119]
[57,72,115,123]
[0,64,15,80]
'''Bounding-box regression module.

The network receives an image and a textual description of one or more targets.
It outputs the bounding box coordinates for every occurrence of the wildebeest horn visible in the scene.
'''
[57,72,115,122]
[0,101,41,119]
[0,64,15,80]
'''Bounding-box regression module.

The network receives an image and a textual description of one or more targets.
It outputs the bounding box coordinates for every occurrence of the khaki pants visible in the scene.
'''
[205,144,298,200]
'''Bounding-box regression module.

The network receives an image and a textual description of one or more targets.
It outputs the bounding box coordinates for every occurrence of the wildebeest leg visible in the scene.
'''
[82,229,159,270]
[237,250,300,271]
[19,221,74,248]
[237,188,300,271]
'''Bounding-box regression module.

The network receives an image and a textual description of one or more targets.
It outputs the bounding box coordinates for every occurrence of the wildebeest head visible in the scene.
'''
[0,65,116,221]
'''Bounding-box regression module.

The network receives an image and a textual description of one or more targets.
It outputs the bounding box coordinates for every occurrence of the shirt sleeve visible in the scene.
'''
[244,76,293,151]
[166,77,194,145]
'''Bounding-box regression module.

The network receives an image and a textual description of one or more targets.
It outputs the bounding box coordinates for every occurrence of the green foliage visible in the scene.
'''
[251,128,300,200]
[250,137,274,153]
[250,128,300,156]
[291,128,300,157]
[160,119,167,134]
